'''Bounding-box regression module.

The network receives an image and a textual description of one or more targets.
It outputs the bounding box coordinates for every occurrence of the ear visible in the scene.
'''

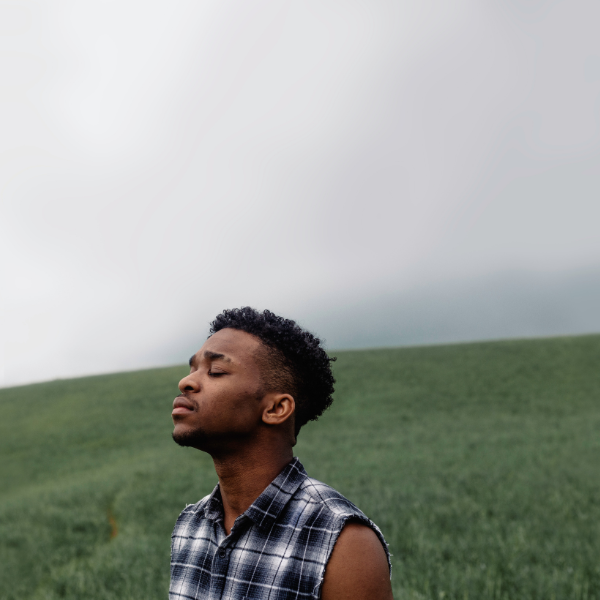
[262,393,295,426]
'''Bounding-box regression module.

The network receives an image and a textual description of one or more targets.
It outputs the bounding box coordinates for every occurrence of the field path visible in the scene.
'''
[107,507,118,539]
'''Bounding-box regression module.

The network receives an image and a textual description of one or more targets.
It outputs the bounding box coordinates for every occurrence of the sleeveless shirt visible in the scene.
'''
[169,457,391,600]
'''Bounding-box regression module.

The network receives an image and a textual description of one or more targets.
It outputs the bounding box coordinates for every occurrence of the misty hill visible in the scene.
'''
[1,335,599,600]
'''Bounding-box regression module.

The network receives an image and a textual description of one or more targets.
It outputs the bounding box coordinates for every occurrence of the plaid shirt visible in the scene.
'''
[170,457,390,600]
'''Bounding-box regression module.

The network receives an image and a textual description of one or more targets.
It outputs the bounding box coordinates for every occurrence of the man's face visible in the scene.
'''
[172,328,268,452]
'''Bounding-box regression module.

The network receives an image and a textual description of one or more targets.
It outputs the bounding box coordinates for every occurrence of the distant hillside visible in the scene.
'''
[1,335,599,600]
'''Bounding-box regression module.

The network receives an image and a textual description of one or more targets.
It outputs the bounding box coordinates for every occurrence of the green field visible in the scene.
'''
[1,335,600,600]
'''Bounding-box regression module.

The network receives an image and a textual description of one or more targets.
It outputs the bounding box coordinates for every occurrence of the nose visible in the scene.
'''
[178,372,200,394]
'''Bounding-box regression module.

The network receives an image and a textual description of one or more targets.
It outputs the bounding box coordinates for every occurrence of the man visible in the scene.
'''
[170,307,393,600]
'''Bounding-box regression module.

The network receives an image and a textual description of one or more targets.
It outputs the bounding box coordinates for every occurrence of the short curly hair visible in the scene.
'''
[209,307,336,436]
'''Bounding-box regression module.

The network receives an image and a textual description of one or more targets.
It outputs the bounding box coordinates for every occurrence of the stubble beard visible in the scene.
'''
[171,386,267,451]
[172,425,208,449]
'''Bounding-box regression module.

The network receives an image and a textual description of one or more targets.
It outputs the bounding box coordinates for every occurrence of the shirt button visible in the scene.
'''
[218,549,226,558]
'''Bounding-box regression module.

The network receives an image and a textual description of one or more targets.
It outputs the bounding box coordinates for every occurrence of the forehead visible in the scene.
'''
[197,328,264,362]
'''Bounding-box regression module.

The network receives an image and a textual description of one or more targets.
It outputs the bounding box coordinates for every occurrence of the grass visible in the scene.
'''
[1,334,599,599]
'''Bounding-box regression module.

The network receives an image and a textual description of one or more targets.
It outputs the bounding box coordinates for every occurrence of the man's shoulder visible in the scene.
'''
[172,492,213,530]
[296,476,368,520]
[182,494,212,513]
[295,476,391,572]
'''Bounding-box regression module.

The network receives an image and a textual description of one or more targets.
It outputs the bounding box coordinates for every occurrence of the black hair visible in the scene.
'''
[209,307,336,436]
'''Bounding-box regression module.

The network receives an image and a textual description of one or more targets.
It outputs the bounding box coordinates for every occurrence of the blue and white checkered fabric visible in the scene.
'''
[169,457,390,600]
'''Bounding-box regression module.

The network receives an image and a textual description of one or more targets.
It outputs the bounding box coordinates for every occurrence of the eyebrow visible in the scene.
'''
[189,351,232,367]
[204,351,231,362]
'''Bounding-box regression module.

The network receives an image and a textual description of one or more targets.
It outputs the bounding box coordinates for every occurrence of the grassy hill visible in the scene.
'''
[1,335,599,600]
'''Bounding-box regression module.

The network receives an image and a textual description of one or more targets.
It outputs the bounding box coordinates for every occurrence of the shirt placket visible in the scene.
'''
[208,515,249,599]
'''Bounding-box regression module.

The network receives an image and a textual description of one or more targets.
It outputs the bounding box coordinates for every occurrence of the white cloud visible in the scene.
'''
[1,0,599,386]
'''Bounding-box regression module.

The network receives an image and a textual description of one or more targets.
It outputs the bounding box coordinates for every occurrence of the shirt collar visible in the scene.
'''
[203,457,308,531]
[204,484,225,523]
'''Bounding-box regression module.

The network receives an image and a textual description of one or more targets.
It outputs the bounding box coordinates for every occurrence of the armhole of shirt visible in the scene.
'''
[312,513,392,599]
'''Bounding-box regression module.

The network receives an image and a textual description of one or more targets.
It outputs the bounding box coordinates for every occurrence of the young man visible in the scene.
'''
[170,307,393,600]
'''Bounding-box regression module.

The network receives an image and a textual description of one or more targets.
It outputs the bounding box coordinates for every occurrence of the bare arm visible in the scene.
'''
[321,522,393,600]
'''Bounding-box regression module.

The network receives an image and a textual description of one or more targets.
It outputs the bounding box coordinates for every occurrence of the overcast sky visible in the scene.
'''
[1,0,599,387]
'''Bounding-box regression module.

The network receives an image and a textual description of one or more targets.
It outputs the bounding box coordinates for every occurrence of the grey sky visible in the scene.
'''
[1,0,599,387]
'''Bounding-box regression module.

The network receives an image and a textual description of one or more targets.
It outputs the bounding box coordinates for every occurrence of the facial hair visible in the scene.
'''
[172,426,208,448]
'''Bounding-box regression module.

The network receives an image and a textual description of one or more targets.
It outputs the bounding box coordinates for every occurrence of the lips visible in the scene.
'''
[172,396,196,416]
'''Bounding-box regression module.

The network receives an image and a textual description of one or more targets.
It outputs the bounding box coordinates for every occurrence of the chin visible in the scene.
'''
[172,425,207,449]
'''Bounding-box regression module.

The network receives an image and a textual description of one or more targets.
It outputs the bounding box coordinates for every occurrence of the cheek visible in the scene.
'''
[199,375,264,420]
[225,388,263,423]
[229,391,261,417]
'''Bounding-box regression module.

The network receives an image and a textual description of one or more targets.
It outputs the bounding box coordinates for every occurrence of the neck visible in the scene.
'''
[211,441,294,535]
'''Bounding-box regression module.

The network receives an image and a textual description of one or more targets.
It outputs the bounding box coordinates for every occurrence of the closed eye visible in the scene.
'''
[208,370,226,377]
